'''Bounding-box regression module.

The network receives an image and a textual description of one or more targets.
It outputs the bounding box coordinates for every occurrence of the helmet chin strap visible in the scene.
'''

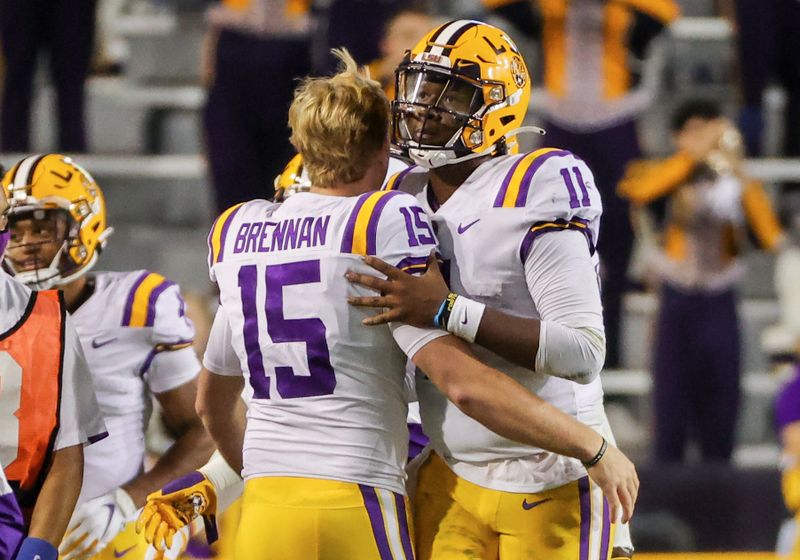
[408,125,548,169]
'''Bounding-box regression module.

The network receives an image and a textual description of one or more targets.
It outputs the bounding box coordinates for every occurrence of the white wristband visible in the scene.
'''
[445,295,486,343]
[198,450,244,513]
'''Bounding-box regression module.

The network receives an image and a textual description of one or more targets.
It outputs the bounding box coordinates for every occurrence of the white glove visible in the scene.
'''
[60,488,138,560]
[144,525,190,560]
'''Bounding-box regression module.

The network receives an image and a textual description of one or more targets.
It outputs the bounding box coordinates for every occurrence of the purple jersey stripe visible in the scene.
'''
[0,492,25,560]
[216,204,243,264]
[519,220,595,263]
[578,476,591,560]
[340,193,372,253]
[87,431,109,444]
[493,155,526,207]
[121,271,150,326]
[144,280,176,327]
[358,484,394,560]
[599,496,611,560]
[366,191,405,255]
[514,149,572,207]
[385,165,415,191]
[396,256,429,275]
[394,493,415,560]
[138,338,194,376]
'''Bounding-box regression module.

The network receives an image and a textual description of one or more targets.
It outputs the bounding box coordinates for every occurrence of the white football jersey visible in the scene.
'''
[205,190,445,495]
[70,270,200,502]
[386,147,607,492]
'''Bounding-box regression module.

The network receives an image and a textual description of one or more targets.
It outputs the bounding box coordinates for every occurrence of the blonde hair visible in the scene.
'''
[288,49,389,188]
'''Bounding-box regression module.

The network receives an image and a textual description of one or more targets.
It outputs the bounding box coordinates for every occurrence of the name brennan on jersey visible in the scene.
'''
[232,215,331,255]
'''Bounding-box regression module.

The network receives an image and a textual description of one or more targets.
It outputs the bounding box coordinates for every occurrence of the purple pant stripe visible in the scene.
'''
[393,493,415,560]
[358,485,394,560]
[121,271,149,326]
[599,496,611,559]
[578,476,591,560]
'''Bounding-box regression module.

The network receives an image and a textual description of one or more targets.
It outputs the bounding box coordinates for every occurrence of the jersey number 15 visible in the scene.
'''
[238,260,336,400]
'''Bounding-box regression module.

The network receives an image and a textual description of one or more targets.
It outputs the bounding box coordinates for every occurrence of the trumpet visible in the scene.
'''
[704,123,745,176]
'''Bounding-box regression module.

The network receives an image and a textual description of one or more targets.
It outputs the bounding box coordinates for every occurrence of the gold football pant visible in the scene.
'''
[414,453,615,560]
[235,476,414,559]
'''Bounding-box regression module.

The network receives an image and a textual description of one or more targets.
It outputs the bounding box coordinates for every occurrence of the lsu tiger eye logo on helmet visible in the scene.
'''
[511,57,527,88]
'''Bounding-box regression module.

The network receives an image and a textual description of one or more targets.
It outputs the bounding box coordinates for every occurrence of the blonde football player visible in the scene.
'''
[346,20,638,559]
[137,48,636,559]
[1,155,215,560]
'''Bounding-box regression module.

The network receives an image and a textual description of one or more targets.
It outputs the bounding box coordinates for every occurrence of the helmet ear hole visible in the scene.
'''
[500,116,514,126]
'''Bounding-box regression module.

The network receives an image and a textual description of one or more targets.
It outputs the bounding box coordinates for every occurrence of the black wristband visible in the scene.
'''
[433,292,459,329]
[582,438,608,468]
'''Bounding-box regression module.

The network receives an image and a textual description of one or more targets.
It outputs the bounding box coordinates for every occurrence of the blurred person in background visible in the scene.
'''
[0,177,106,560]
[483,0,680,368]
[314,0,416,74]
[203,0,312,213]
[0,0,98,152]
[2,154,215,559]
[733,0,800,165]
[618,99,785,463]
[365,5,435,97]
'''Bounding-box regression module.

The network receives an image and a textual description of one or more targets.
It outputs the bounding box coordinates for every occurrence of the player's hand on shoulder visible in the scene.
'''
[136,471,218,551]
[59,488,137,560]
[584,442,639,525]
[346,251,449,327]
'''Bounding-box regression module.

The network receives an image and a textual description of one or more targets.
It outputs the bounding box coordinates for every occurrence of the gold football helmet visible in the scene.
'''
[1,154,113,289]
[392,20,535,168]
[273,153,311,202]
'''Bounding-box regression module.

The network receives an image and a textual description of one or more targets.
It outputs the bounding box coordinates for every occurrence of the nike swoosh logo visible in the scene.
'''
[114,545,137,558]
[457,219,480,234]
[91,337,117,349]
[461,309,468,325]
[522,497,552,510]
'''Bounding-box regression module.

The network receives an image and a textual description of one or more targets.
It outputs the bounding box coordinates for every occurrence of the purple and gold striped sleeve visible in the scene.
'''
[383,166,416,191]
[207,202,246,272]
[520,218,595,263]
[493,148,571,208]
[340,191,407,256]
[121,272,177,328]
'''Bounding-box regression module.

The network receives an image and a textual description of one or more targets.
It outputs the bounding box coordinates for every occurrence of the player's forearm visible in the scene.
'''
[28,445,83,546]
[196,370,246,474]
[123,421,215,507]
[415,338,601,462]
[474,308,540,370]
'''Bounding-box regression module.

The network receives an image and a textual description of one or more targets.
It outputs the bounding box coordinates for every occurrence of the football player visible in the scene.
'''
[1,181,106,560]
[345,20,637,559]
[138,48,635,560]
[1,155,215,560]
